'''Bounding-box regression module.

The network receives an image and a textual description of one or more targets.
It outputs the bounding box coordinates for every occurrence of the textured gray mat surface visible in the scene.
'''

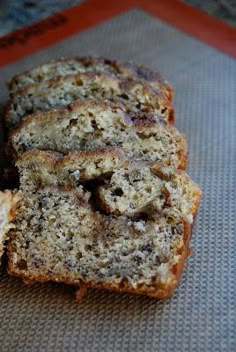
[0,9,235,352]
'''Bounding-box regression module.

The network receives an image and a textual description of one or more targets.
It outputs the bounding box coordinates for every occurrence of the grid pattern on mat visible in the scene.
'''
[0,9,235,352]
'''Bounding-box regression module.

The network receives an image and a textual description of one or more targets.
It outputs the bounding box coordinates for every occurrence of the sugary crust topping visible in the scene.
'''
[5,70,173,128]
[8,98,187,168]
[8,56,173,102]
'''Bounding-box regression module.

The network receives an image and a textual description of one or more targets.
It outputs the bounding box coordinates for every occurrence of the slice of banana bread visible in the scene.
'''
[7,57,173,102]
[5,72,173,129]
[8,99,187,169]
[7,148,201,299]
[0,191,20,263]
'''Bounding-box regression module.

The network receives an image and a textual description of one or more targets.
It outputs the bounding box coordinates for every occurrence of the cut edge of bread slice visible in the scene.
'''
[76,221,192,299]
[6,148,201,299]
[15,148,201,223]
[7,216,192,299]
[7,56,173,102]
[8,98,187,169]
[5,72,173,129]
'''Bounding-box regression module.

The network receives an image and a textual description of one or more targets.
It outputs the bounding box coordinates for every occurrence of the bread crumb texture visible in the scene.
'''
[3,57,202,299]
[9,99,187,168]
[8,57,172,102]
[8,149,201,298]
[6,71,172,129]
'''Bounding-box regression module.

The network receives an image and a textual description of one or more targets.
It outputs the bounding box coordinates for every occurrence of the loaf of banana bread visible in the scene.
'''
[2,57,202,300]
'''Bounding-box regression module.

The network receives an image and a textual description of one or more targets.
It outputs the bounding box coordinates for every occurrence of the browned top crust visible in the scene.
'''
[5,71,173,129]
[16,147,130,183]
[16,147,201,217]
[8,98,187,168]
[7,56,173,102]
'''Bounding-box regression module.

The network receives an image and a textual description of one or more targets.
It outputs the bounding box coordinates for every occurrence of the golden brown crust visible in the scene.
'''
[17,146,128,169]
[63,146,129,165]
[9,98,170,137]
[119,61,173,99]
[77,57,173,99]
[8,56,173,103]
[6,70,167,105]
[178,150,188,170]
[8,98,186,168]
[7,99,130,154]
[5,71,173,128]
[75,281,88,302]
[17,149,63,167]
[168,107,175,124]
[15,148,201,205]
[15,147,131,187]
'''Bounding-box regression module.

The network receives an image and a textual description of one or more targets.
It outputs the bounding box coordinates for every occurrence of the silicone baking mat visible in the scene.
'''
[0,1,235,351]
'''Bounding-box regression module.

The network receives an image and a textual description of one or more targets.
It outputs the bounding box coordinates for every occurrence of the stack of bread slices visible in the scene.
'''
[0,57,201,299]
